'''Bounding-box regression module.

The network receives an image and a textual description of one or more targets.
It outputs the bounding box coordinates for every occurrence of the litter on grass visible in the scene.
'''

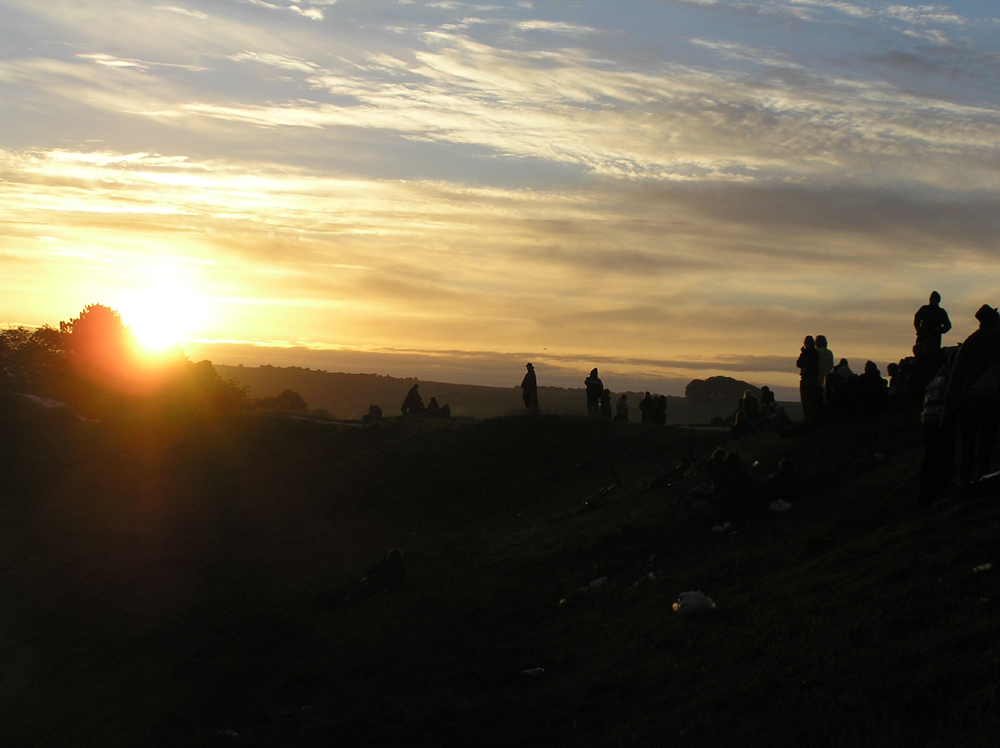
[673,591,716,613]
[973,563,993,573]
[522,668,545,677]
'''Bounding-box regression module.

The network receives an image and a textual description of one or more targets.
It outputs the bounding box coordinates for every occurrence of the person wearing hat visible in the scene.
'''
[584,368,604,416]
[914,291,952,364]
[520,363,538,412]
[944,304,1000,490]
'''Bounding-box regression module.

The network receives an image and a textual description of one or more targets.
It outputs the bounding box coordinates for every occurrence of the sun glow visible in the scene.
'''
[116,278,208,355]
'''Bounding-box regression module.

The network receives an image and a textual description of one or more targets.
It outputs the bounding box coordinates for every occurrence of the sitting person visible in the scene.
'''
[737,390,759,423]
[703,448,751,516]
[426,396,441,418]
[400,383,424,415]
[752,459,799,510]
[855,360,889,416]
[730,409,751,440]
[758,386,775,408]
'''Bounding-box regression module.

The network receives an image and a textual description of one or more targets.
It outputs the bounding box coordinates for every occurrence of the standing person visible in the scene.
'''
[944,305,1000,490]
[584,368,604,416]
[638,392,654,423]
[796,336,821,422]
[520,363,538,412]
[615,393,629,422]
[654,395,668,425]
[914,291,952,366]
[816,335,835,400]
[600,389,613,420]
[919,356,955,505]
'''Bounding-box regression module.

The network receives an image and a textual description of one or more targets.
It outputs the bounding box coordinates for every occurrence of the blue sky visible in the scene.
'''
[2,0,998,393]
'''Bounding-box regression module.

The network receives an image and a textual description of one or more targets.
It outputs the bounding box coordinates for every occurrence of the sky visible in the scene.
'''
[2,0,999,395]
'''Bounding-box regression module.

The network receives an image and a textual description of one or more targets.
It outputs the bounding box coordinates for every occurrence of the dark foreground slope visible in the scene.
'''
[0,396,997,747]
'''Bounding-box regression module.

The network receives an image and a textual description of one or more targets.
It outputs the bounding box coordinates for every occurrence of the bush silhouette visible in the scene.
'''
[685,376,760,403]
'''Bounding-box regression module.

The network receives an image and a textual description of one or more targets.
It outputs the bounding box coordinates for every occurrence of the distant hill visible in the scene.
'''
[213,364,795,423]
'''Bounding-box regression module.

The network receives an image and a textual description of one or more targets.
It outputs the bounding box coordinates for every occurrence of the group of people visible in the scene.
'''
[795,292,958,426]
[796,334,894,423]
[920,301,1000,502]
[728,386,791,437]
[583,368,638,422]
[400,382,451,419]
[520,364,669,424]
[788,290,1000,503]
[701,448,798,520]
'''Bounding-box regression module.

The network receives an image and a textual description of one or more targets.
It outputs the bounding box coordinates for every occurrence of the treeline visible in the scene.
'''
[0,304,247,419]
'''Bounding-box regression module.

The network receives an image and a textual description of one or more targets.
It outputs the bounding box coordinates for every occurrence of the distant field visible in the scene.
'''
[215,364,804,423]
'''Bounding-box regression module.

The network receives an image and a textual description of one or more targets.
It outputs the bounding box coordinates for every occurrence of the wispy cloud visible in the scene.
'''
[242,0,326,21]
[153,5,209,20]
[228,51,319,72]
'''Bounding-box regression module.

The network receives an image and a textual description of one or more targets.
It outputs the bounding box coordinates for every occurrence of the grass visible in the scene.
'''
[0,394,998,746]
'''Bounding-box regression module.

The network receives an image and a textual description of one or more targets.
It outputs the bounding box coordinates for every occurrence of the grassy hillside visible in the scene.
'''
[214,364,801,424]
[0,395,996,746]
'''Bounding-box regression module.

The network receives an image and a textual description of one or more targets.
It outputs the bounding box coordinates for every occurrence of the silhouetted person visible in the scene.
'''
[886,362,900,396]
[585,368,603,416]
[945,304,1000,490]
[825,358,857,420]
[797,336,821,422]
[762,402,792,430]
[737,389,759,423]
[914,291,952,366]
[439,403,451,418]
[759,386,775,407]
[362,404,382,423]
[615,393,629,422]
[426,396,441,418]
[731,410,751,440]
[855,361,889,416]
[600,388,612,420]
[753,459,799,510]
[703,448,751,517]
[654,395,667,425]
[520,363,538,412]
[639,392,654,423]
[401,383,424,415]
[919,357,955,505]
[816,335,834,404]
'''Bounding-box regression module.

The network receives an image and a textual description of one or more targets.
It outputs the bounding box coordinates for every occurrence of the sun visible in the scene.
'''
[117,282,207,355]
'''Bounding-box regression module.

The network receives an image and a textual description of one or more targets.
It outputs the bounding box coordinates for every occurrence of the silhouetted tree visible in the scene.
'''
[256,389,308,413]
[685,376,760,403]
[0,325,69,393]
[60,304,135,386]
